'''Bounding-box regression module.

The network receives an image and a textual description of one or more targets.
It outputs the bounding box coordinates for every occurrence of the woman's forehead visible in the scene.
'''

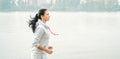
[45,11,49,14]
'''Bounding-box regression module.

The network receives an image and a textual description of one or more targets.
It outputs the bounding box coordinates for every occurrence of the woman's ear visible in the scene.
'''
[41,15,43,19]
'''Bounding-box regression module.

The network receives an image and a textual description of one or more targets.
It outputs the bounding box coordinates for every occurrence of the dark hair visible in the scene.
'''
[29,9,47,33]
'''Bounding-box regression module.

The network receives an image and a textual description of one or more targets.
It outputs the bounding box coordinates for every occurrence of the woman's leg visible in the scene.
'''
[31,52,42,59]
[41,54,47,59]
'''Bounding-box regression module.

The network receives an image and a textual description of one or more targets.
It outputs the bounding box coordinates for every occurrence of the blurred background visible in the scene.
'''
[0,0,120,59]
[0,0,120,12]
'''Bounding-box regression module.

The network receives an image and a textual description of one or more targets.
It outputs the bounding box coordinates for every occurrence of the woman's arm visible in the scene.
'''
[34,26,53,54]
[37,45,53,54]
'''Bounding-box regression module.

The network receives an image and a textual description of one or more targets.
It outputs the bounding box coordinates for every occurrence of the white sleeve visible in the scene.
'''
[32,26,44,47]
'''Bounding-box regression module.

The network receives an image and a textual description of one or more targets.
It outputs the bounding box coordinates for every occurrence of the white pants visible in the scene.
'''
[31,51,47,59]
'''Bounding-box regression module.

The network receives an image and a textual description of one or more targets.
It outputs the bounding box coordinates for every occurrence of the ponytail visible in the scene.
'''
[29,14,39,33]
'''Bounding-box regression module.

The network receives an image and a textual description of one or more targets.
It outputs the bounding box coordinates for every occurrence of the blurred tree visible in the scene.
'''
[0,0,12,11]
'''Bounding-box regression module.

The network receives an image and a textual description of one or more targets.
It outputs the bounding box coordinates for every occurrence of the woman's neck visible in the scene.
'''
[41,19,46,24]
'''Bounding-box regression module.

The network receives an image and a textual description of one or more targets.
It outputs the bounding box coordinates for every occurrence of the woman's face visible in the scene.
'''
[42,11,50,21]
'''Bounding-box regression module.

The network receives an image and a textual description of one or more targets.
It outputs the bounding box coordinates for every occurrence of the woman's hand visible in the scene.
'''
[46,46,53,54]
[48,46,53,50]
[45,49,53,54]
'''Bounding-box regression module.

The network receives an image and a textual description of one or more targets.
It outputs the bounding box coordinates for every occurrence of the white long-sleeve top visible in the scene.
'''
[31,19,50,54]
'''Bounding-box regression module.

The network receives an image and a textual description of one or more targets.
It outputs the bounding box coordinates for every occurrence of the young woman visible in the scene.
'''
[29,9,53,59]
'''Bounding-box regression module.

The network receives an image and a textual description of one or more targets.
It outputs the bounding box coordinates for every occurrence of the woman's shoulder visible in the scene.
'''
[36,25,45,30]
[35,25,45,33]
